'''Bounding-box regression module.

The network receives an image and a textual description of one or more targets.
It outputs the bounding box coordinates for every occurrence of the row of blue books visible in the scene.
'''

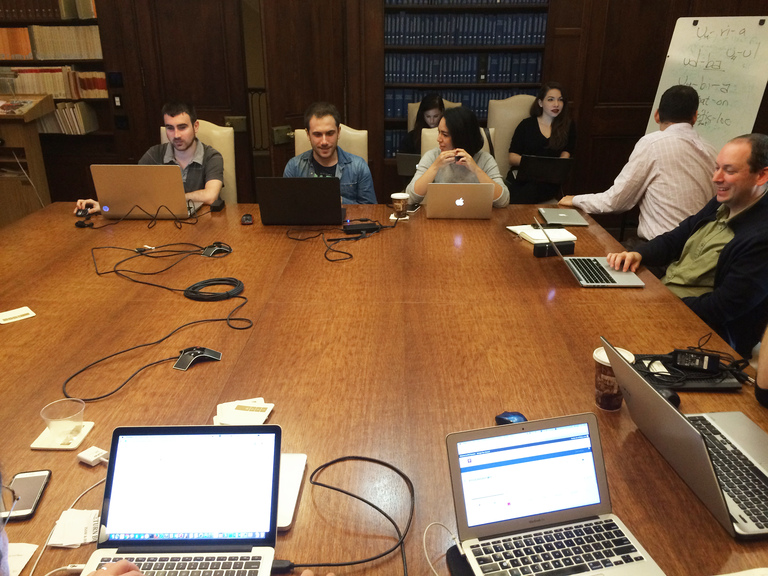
[385,12,546,46]
[385,0,547,5]
[385,51,542,84]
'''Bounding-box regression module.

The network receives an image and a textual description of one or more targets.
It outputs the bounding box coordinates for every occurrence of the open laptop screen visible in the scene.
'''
[101,426,280,546]
[456,422,600,527]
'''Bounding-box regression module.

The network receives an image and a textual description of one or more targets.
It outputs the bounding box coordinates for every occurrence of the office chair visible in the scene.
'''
[487,94,536,179]
[293,123,368,162]
[160,119,237,205]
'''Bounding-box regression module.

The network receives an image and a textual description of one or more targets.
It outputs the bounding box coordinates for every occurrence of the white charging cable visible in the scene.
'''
[423,521,462,576]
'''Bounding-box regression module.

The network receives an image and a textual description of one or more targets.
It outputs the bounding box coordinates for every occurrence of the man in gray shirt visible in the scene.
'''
[75,102,224,214]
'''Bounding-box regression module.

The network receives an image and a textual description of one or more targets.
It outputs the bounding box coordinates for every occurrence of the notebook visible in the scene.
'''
[446,413,664,576]
[396,152,421,177]
[257,177,344,226]
[536,218,644,288]
[81,425,281,575]
[90,165,202,220]
[538,208,589,227]
[517,155,575,184]
[425,183,494,219]
[602,337,768,540]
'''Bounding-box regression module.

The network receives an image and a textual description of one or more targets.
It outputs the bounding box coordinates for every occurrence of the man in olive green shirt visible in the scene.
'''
[606,134,768,358]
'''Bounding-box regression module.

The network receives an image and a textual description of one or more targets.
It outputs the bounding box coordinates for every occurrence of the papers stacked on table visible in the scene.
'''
[213,397,274,425]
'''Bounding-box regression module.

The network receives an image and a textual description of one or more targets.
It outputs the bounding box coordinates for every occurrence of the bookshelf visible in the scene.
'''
[383,1,548,159]
[0,6,108,137]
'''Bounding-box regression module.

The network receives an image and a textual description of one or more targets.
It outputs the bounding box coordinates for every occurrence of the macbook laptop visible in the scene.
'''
[538,208,589,227]
[396,152,421,177]
[425,182,494,219]
[81,425,281,575]
[536,218,644,288]
[602,336,768,539]
[446,413,664,576]
[91,165,201,220]
[257,177,344,226]
[517,155,575,184]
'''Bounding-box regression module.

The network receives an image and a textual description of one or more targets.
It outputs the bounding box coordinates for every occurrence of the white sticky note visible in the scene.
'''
[0,306,35,324]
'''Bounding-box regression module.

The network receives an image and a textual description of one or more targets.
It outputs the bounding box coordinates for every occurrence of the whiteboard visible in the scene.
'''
[646,17,768,152]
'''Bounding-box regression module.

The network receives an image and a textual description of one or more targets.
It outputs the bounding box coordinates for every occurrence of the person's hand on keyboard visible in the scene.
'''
[89,560,142,576]
[606,251,643,272]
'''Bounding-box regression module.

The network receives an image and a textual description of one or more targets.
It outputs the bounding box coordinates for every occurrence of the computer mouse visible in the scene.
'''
[495,411,528,425]
[657,388,681,409]
[202,242,233,257]
[75,208,90,217]
[241,214,253,225]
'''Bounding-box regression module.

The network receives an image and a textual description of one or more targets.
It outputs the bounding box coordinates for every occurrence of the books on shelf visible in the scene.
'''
[0,0,98,20]
[0,28,33,60]
[6,66,106,98]
[28,25,102,60]
[385,12,547,46]
[38,100,98,134]
[385,52,542,84]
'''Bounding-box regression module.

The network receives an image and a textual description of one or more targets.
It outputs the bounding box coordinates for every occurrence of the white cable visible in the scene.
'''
[423,521,461,576]
[28,478,106,576]
[12,150,44,208]
[43,567,70,576]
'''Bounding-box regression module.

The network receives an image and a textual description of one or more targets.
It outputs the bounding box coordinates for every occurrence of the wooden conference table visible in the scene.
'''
[2,203,767,576]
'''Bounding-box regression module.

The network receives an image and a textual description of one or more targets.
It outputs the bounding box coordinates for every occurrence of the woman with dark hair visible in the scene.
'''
[398,93,445,154]
[406,106,509,208]
[507,81,576,203]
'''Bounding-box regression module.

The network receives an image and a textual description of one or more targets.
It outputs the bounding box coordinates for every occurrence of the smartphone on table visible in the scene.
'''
[1,470,51,521]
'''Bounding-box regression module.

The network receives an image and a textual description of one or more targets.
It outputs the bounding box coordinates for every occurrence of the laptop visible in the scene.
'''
[257,177,344,226]
[536,218,644,288]
[90,165,201,220]
[602,336,768,539]
[396,152,421,177]
[425,183,494,219]
[446,413,664,576]
[517,155,575,185]
[81,425,281,575]
[538,208,589,227]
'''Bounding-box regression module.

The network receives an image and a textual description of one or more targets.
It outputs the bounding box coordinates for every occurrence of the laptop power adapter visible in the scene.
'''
[343,222,380,234]
[534,241,575,258]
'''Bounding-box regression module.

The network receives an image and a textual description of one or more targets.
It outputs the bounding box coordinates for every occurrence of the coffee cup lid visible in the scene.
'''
[391,192,409,199]
[593,346,635,367]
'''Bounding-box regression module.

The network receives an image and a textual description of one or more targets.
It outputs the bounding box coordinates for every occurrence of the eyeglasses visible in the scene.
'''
[1,485,19,530]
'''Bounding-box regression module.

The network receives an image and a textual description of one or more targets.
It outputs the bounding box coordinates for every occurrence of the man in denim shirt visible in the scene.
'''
[283,102,376,204]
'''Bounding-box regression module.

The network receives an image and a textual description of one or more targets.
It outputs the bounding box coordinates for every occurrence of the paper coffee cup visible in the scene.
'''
[593,347,635,411]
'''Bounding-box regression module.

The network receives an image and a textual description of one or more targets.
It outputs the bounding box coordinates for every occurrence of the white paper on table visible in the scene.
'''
[8,543,38,576]
[48,509,99,548]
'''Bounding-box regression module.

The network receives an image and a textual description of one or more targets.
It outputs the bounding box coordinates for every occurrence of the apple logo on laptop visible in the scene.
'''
[455,197,465,207]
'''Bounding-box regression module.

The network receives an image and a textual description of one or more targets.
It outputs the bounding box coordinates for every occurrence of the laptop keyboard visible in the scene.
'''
[469,519,647,575]
[569,259,616,285]
[97,555,263,576]
[688,416,768,529]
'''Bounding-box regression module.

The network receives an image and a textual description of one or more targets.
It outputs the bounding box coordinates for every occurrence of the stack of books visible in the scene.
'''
[38,100,99,134]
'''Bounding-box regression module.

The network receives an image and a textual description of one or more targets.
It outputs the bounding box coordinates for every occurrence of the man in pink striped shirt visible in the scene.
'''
[560,85,716,243]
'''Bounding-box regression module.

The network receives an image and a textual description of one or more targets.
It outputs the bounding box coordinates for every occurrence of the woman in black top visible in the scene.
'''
[507,81,576,204]
[398,92,445,154]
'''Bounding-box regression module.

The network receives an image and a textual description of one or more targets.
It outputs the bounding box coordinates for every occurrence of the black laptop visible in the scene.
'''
[517,155,575,184]
[257,177,344,226]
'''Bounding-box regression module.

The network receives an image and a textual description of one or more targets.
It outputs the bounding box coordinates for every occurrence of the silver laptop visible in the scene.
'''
[602,337,768,540]
[91,164,202,219]
[446,413,664,576]
[425,183,494,219]
[81,425,281,575]
[538,208,589,227]
[536,218,644,288]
